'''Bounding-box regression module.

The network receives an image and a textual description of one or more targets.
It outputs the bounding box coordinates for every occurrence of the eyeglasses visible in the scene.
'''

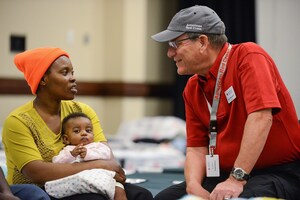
[168,36,199,49]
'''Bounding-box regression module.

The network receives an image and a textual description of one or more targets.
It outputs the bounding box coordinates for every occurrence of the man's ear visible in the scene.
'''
[200,35,208,46]
[198,35,209,52]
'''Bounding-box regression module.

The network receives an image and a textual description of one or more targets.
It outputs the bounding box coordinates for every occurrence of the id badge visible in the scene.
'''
[205,154,220,177]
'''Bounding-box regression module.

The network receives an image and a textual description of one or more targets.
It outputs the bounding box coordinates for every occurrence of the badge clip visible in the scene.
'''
[209,146,215,157]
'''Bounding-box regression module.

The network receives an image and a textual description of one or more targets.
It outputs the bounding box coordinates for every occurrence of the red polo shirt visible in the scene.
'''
[183,42,300,171]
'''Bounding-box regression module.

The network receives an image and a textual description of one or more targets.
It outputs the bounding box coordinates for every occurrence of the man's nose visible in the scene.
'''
[167,47,176,58]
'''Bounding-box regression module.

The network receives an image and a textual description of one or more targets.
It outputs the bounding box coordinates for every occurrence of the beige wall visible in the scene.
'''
[256,0,300,117]
[1,0,299,135]
[0,0,178,135]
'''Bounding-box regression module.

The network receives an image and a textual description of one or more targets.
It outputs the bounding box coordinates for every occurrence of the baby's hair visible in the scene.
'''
[61,112,91,135]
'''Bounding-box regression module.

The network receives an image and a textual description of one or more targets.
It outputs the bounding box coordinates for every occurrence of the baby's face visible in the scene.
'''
[64,117,94,145]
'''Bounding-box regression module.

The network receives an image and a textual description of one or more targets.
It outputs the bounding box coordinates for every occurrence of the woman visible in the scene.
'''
[2,47,153,200]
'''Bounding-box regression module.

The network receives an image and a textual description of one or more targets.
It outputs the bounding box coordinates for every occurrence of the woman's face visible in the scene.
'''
[42,56,77,100]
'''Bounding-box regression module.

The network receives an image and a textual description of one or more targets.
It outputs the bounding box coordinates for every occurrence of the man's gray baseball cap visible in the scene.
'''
[152,5,225,42]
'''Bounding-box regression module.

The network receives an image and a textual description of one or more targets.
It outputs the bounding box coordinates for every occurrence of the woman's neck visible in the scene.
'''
[33,97,61,116]
[33,97,62,134]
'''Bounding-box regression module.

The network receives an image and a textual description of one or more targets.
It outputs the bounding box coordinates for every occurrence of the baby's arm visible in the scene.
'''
[83,142,112,161]
[52,145,77,163]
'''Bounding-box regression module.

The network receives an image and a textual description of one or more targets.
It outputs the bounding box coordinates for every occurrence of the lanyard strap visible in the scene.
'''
[209,44,232,155]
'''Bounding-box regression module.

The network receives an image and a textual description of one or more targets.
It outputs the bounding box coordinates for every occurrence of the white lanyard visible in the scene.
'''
[208,44,232,155]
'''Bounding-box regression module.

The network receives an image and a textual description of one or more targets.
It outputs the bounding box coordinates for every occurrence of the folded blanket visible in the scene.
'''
[45,169,116,199]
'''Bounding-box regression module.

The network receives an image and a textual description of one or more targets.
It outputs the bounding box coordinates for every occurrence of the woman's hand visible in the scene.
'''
[103,160,125,174]
[114,171,126,184]
[94,159,126,183]
[114,186,127,200]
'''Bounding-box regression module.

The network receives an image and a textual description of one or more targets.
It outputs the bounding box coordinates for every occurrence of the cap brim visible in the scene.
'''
[151,30,184,42]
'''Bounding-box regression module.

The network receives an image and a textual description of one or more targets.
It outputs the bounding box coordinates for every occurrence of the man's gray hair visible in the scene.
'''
[186,32,227,50]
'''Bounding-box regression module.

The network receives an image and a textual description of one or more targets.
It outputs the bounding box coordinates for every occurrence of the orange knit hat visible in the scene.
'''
[14,47,69,94]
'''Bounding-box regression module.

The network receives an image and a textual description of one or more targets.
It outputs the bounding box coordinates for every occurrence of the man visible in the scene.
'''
[151,5,300,200]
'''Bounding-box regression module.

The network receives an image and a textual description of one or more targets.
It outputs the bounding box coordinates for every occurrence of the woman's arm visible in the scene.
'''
[22,158,125,185]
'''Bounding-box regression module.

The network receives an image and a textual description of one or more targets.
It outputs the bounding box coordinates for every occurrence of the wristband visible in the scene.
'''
[115,182,124,189]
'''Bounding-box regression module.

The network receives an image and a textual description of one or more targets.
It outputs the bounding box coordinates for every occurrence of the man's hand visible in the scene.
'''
[210,177,245,200]
[186,180,210,199]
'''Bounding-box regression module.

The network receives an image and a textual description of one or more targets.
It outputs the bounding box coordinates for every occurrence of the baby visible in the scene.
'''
[46,112,124,200]
[53,112,111,163]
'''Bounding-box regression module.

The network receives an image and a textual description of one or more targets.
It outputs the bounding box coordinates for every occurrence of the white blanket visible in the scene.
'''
[45,169,116,199]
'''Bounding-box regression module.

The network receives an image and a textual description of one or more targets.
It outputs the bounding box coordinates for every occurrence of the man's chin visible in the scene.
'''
[177,69,191,76]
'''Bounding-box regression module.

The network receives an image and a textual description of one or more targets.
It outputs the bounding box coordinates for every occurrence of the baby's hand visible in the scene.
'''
[70,144,85,157]
[79,146,87,158]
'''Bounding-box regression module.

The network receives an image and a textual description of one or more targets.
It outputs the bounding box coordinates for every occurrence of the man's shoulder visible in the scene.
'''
[188,74,199,81]
[234,42,265,53]
[186,74,199,86]
[184,75,201,94]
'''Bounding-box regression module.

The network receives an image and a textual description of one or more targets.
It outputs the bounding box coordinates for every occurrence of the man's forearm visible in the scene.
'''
[185,147,208,187]
[233,109,273,173]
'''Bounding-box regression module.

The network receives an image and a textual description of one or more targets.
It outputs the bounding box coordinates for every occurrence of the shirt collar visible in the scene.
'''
[208,42,229,79]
